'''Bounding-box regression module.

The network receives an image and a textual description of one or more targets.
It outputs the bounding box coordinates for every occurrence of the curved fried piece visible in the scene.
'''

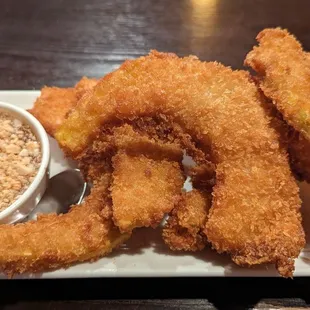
[0,176,129,277]
[29,87,77,136]
[56,51,305,277]
[289,132,310,182]
[112,123,183,162]
[245,28,310,140]
[245,28,310,183]
[270,106,310,183]
[29,77,97,137]
[111,152,184,232]
[75,77,98,100]
[163,190,210,251]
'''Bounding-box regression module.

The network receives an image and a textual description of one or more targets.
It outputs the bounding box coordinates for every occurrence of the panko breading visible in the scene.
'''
[78,122,185,233]
[289,133,310,182]
[75,76,98,100]
[29,87,77,136]
[0,175,129,277]
[245,28,310,183]
[188,164,216,193]
[111,152,184,232]
[245,28,310,140]
[29,77,97,137]
[163,190,210,251]
[56,51,304,277]
[112,124,183,162]
[271,106,310,183]
[77,120,184,183]
[77,124,183,186]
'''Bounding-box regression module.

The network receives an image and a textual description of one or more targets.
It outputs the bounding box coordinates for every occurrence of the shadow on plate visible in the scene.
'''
[110,225,278,275]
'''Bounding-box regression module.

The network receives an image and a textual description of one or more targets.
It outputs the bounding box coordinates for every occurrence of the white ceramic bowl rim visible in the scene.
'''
[0,101,50,220]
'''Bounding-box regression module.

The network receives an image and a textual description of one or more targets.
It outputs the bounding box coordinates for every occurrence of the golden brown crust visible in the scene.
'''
[245,28,310,140]
[245,28,310,183]
[205,156,304,277]
[0,176,129,277]
[75,77,98,100]
[56,51,305,277]
[29,86,77,136]
[163,190,210,251]
[289,132,310,182]
[78,121,185,234]
[111,123,183,162]
[29,77,97,137]
[16,103,185,275]
[77,120,184,182]
[111,152,184,232]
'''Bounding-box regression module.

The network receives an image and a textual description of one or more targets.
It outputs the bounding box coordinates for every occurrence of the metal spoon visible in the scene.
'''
[25,169,91,221]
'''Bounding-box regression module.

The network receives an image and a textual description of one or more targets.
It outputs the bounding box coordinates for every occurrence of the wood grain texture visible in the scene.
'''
[1,0,310,308]
[1,0,310,89]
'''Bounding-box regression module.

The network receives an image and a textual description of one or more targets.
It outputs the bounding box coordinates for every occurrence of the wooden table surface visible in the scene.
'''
[1,0,310,309]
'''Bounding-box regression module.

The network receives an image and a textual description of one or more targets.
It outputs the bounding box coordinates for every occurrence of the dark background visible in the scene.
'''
[1,0,310,90]
[1,0,310,309]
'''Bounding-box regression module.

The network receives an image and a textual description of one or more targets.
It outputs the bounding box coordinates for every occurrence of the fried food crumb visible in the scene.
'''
[29,77,97,137]
[111,152,184,232]
[245,27,310,140]
[163,190,211,251]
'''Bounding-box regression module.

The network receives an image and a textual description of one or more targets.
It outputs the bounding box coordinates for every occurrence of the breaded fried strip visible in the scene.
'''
[245,28,310,183]
[0,176,129,277]
[29,77,97,136]
[112,124,183,162]
[245,28,310,140]
[163,190,210,251]
[56,51,304,276]
[289,132,310,182]
[111,152,184,232]
[75,77,98,100]
[77,122,183,182]
[205,156,302,277]
[29,87,77,136]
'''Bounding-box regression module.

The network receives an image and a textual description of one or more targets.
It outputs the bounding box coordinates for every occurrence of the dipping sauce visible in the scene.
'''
[0,112,41,212]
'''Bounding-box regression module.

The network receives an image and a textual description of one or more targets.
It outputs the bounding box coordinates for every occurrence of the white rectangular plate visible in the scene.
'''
[1,91,310,278]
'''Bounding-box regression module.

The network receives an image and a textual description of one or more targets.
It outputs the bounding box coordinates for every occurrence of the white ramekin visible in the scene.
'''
[0,101,50,224]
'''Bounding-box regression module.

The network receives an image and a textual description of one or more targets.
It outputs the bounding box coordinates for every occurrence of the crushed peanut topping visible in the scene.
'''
[0,112,41,212]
